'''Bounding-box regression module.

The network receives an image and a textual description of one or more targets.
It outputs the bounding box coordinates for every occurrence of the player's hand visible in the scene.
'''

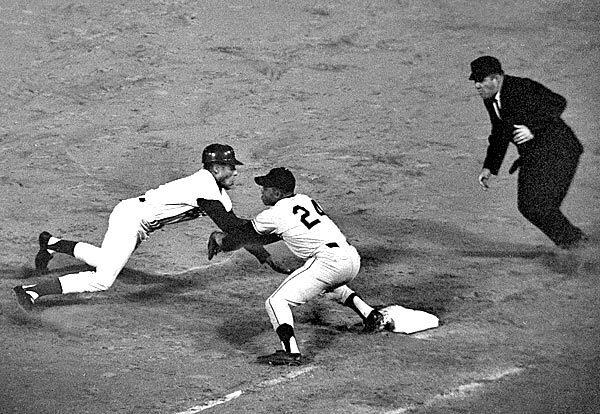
[513,125,534,145]
[207,231,224,260]
[264,256,292,275]
[478,168,493,191]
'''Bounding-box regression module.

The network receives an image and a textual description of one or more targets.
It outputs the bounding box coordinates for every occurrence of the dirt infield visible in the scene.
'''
[1,1,599,413]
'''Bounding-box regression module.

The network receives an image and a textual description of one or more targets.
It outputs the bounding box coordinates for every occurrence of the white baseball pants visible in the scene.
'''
[58,198,148,294]
[265,244,361,329]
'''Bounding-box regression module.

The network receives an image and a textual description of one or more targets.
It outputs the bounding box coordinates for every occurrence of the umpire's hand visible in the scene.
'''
[478,168,494,190]
[513,124,534,145]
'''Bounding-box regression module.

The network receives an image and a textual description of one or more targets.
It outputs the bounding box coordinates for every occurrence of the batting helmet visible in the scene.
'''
[201,143,243,166]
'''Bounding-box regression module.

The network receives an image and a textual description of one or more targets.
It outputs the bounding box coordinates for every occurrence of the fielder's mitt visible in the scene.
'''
[207,231,223,260]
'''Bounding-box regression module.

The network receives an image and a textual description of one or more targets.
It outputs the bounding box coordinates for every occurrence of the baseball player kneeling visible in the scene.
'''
[208,167,390,366]
[13,144,285,311]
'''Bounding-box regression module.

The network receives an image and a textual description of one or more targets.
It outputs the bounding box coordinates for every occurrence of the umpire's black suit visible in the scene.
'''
[482,74,584,248]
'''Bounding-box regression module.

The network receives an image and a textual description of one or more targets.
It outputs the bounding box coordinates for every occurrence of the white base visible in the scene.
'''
[380,305,439,334]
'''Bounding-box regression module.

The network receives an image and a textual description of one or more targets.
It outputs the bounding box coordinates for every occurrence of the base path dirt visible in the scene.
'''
[1,1,599,413]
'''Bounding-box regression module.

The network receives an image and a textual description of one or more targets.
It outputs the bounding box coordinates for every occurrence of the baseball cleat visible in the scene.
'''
[13,286,35,311]
[34,231,53,273]
[256,350,302,366]
[363,309,392,333]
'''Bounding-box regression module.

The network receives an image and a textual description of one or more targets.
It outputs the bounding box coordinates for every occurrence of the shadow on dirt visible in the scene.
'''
[215,310,271,348]
[8,265,223,311]
[357,216,600,278]
[0,265,48,280]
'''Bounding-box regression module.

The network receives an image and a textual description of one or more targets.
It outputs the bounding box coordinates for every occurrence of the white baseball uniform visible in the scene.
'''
[58,169,232,293]
[251,194,360,329]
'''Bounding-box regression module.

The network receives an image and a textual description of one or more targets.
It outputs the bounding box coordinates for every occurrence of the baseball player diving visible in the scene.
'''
[13,144,287,311]
[207,167,392,366]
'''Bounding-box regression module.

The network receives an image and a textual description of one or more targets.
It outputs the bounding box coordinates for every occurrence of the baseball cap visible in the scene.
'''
[469,56,503,82]
[254,167,296,193]
[201,143,243,165]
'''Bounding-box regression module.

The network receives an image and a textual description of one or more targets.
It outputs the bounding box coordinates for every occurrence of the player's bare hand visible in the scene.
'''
[264,256,292,275]
[478,168,493,190]
[207,231,224,260]
[513,124,534,145]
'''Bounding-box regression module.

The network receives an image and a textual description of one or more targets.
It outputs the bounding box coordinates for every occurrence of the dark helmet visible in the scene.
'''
[201,143,243,166]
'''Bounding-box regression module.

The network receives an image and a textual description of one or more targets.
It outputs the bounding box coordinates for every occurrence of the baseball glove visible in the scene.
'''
[207,231,224,260]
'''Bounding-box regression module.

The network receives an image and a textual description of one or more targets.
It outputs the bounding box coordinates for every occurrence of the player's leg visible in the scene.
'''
[53,200,142,294]
[260,249,362,364]
[265,258,322,351]
[323,247,388,331]
[327,286,379,324]
[35,233,105,271]
[34,201,128,273]
[258,257,332,365]
[15,200,144,309]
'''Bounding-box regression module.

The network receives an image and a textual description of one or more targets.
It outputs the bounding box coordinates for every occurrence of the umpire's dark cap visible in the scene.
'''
[202,143,243,165]
[469,56,504,82]
[255,167,296,193]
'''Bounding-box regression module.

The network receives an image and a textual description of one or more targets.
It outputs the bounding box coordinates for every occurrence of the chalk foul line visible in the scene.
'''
[174,365,317,414]
[384,366,525,414]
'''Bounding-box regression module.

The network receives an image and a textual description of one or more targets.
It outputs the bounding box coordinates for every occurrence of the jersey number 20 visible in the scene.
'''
[293,199,326,229]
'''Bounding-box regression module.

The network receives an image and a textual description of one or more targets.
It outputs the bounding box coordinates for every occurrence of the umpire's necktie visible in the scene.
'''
[492,96,501,119]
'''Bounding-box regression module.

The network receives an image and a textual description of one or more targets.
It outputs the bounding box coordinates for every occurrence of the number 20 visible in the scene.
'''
[293,199,326,229]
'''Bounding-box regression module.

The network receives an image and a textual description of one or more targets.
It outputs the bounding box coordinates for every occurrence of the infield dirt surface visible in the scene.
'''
[1,1,599,413]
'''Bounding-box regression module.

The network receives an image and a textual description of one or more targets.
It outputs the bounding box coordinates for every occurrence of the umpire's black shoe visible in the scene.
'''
[13,286,34,311]
[256,350,302,366]
[34,231,53,273]
[558,233,590,250]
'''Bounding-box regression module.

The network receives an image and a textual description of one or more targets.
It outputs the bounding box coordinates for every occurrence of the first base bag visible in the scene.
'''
[380,305,439,334]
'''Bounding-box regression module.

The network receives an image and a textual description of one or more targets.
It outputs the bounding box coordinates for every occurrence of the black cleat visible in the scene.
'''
[364,309,391,333]
[256,350,302,366]
[13,286,34,311]
[34,231,53,273]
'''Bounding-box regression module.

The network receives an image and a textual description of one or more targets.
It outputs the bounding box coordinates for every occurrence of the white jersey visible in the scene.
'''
[252,194,348,260]
[139,169,232,232]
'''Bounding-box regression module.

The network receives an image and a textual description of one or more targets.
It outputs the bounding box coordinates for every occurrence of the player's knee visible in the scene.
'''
[265,295,277,311]
[517,199,543,221]
[265,294,287,314]
[89,280,113,292]
[92,272,120,291]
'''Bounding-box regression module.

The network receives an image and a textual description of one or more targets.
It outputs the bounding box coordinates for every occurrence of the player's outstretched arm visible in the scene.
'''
[207,225,291,275]
[197,198,249,231]
[197,198,272,262]
[198,199,286,270]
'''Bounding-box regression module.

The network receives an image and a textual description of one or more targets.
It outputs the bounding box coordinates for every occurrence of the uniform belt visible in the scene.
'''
[325,242,339,248]
[139,197,145,202]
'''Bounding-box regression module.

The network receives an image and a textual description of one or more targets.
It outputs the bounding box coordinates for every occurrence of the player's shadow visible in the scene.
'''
[215,308,272,349]
[1,264,55,280]
[26,264,220,309]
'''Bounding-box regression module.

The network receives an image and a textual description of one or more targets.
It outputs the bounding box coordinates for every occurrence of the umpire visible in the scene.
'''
[469,55,587,249]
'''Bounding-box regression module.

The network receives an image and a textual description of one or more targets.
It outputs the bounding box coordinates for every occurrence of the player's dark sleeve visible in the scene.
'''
[197,198,280,263]
[197,198,248,231]
[219,221,280,252]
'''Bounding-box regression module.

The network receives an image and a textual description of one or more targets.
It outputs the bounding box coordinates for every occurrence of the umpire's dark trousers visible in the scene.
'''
[517,147,583,248]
